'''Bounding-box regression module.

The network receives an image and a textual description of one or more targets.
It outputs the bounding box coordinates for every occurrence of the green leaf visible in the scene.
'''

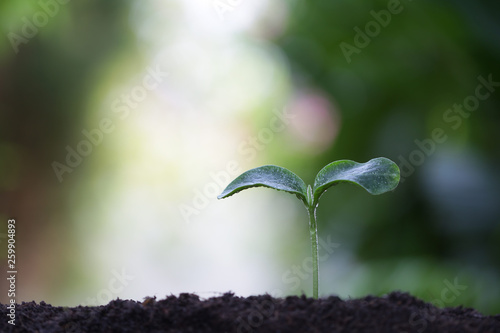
[313,157,400,205]
[217,165,307,203]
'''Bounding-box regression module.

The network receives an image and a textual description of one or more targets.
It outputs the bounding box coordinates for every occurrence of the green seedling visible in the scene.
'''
[218,157,400,299]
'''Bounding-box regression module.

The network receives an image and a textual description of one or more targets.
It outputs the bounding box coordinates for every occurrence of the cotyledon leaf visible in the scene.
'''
[217,165,307,203]
[313,157,400,206]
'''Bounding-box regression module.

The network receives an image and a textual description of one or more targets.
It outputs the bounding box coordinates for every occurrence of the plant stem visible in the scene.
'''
[308,207,319,299]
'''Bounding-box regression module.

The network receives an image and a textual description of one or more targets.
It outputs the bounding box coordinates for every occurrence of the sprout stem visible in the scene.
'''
[308,207,319,299]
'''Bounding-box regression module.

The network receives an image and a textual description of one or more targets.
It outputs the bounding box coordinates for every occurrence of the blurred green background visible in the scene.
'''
[1,0,499,314]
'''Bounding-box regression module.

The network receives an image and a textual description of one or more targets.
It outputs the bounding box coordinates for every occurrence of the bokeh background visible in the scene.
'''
[1,0,499,314]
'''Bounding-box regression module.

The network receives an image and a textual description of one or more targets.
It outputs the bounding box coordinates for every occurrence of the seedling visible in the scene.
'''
[218,157,400,299]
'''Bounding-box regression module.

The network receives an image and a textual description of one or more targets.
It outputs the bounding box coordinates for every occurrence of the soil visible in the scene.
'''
[1,292,499,332]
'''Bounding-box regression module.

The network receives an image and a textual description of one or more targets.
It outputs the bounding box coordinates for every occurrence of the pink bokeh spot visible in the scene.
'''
[289,92,340,153]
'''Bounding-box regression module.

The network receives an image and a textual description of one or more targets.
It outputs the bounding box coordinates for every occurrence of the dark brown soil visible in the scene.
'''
[1,292,499,332]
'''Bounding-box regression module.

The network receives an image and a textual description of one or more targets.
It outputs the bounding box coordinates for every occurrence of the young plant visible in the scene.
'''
[217,157,400,299]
